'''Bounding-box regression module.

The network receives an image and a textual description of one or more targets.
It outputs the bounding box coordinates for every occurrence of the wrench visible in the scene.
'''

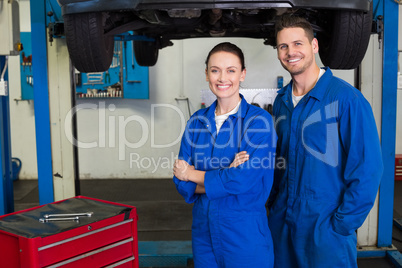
[44,212,93,219]
[39,217,80,223]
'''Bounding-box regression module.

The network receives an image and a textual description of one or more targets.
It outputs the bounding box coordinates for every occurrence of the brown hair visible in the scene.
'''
[205,42,245,70]
[275,15,315,45]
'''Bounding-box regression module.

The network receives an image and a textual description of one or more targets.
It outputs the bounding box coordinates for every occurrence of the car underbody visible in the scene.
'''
[58,0,373,72]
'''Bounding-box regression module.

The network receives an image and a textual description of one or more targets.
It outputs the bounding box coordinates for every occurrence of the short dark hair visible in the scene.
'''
[275,15,315,44]
[205,42,245,70]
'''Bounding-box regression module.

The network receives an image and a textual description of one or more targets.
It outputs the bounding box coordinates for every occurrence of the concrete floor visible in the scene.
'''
[11,179,402,267]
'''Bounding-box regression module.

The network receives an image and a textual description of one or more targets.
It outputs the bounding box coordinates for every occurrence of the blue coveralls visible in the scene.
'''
[268,68,383,268]
[174,95,277,268]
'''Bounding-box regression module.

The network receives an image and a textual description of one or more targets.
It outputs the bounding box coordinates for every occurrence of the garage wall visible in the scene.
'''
[73,38,354,179]
[8,1,384,180]
[8,0,38,179]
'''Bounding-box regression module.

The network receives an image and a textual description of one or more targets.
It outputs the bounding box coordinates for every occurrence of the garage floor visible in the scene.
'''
[12,179,402,268]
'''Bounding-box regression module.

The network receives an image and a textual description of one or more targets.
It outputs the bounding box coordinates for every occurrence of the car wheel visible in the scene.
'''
[64,12,114,73]
[318,6,372,70]
[134,41,159,66]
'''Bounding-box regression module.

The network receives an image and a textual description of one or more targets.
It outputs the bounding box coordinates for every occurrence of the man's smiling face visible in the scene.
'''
[276,27,318,76]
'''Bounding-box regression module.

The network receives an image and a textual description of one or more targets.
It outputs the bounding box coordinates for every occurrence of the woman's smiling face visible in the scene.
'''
[205,51,246,101]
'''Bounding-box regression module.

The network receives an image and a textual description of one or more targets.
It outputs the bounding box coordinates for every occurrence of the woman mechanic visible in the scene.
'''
[173,42,277,267]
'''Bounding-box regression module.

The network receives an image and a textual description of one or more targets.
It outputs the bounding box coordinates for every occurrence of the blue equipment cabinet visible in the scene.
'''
[45,0,149,100]
[19,32,33,100]
[75,39,149,100]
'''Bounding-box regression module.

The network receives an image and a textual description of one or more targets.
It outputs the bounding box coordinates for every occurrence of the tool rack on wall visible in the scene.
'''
[75,39,149,100]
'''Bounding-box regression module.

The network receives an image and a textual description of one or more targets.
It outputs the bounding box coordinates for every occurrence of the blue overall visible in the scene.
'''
[268,68,383,268]
[174,95,276,268]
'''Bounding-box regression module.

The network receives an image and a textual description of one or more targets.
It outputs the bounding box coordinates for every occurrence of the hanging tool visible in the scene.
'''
[21,52,27,71]
[105,71,110,84]
[27,55,32,71]
[124,41,128,80]
[47,11,54,46]
[175,97,191,118]
[132,42,135,70]
[85,72,104,85]
[376,15,383,49]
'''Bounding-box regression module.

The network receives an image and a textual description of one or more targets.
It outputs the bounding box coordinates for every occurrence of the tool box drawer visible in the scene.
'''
[104,256,136,268]
[396,154,402,181]
[45,237,134,267]
[0,196,139,268]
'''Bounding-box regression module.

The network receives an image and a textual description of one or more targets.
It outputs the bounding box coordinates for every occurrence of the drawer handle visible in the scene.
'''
[38,219,133,251]
[46,238,134,268]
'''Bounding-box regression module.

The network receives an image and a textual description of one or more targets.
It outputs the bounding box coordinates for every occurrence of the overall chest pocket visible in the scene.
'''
[300,108,339,168]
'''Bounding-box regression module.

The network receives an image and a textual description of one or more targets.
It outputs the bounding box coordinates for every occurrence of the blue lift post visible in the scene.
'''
[379,0,402,264]
[357,0,402,266]
[0,56,14,215]
[377,0,398,248]
[30,0,55,205]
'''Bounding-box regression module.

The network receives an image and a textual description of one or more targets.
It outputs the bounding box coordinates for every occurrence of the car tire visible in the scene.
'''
[64,12,114,73]
[318,6,372,70]
[134,41,159,66]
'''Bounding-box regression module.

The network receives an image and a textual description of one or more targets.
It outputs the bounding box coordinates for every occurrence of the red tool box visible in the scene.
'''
[0,196,139,267]
[396,154,402,181]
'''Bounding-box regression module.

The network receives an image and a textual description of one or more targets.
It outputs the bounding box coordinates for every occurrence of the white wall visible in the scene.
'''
[9,1,390,180]
[9,0,38,179]
[397,91,402,154]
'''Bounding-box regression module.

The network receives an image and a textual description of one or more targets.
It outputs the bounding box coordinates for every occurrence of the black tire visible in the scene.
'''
[133,41,159,66]
[64,12,114,73]
[318,6,372,70]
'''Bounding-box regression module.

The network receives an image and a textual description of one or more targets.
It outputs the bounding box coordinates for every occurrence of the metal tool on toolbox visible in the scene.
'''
[39,217,80,223]
[39,212,93,223]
